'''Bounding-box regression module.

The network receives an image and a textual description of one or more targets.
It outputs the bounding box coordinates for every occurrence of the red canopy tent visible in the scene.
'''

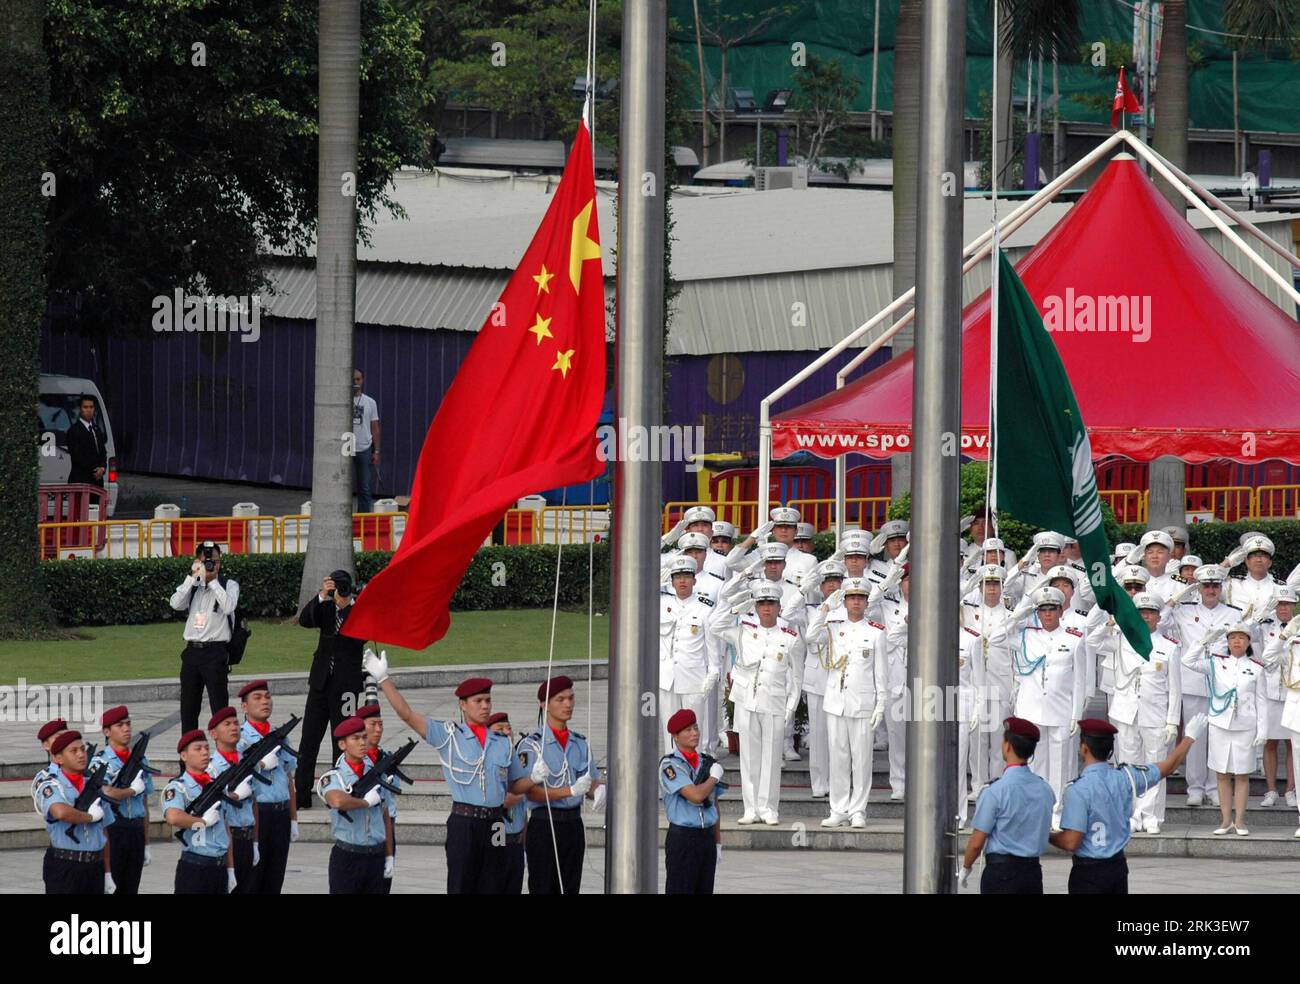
[771,156,1300,465]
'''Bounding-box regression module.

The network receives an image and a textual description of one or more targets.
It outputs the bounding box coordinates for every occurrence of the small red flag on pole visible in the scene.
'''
[1111,66,1142,129]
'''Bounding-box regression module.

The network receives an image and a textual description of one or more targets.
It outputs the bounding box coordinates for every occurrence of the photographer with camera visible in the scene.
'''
[171,541,240,732]
[295,570,368,809]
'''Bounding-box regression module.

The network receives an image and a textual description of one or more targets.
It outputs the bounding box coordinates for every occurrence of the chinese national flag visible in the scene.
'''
[343,120,606,649]
[1110,66,1142,129]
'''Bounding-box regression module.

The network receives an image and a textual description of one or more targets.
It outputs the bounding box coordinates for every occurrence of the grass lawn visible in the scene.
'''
[0,610,609,684]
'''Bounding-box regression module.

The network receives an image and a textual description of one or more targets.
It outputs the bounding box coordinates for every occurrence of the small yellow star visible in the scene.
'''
[528,313,553,345]
[532,264,554,294]
[551,348,575,379]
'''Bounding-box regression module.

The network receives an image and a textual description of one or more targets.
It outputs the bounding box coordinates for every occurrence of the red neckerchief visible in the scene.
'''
[65,771,85,794]
[366,748,380,764]
[113,746,130,763]
[218,748,238,765]
[345,757,366,780]
[248,720,271,737]
[469,724,487,746]
[550,725,569,749]
[187,770,212,788]
[1004,762,1028,770]
[680,749,700,771]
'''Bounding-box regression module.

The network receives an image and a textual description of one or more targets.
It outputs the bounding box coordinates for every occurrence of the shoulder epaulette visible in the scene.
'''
[1074,608,1089,617]
[1249,657,1264,667]
[1224,603,1242,611]
[1179,600,1197,606]
[570,730,586,740]
[963,600,978,608]
[1162,634,1179,645]
[1065,627,1083,637]
[781,626,798,636]
[962,626,980,636]
[740,619,758,628]
[868,620,885,630]
[696,594,715,607]
[707,570,724,581]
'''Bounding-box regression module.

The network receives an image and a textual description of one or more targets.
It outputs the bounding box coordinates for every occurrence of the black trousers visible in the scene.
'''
[254,806,291,894]
[230,834,256,894]
[665,825,717,895]
[180,643,229,733]
[980,854,1044,894]
[1068,853,1129,895]
[296,674,357,805]
[525,811,585,895]
[503,840,525,894]
[174,856,226,894]
[43,851,102,894]
[445,814,509,894]
[328,846,386,894]
[106,819,145,895]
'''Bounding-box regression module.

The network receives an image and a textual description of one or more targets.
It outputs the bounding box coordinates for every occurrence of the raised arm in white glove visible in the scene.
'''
[363,648,390,684]
[1282,613,1300,641]
[661,518,688,548]
[748,520,775,542]
[1184,712,1209,742]
[1223,546,1249,570]
[821,589,844,613]
[1125,542,1145,566]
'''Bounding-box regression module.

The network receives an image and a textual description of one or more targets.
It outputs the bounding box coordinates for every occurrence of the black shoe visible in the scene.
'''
[296,792,314,810]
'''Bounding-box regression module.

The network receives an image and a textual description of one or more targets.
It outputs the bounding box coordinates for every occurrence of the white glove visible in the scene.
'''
[895,542,910,565]
[1184,712,1210,742]
[715,843,723,866]
[363,648,390,684]
[1011,598,1036,623]
[1163,723,1180,745]
[1068,720,1079,737]
[1281,613,1300,641]
[1224,546,1249,569]
[784,704,797,726]
[253,843,261,866]
[104,873,116,894]
[569,773,593,798]
[881,562,905,593]
[258,748,279,770]
[232,777,254,801]
[1287,561,1300,592]
[200,803,222,828]
[362,787,383,807]
[661,518,688,548]
[709,762,725,781]
[958,865,971,889]
[961,571,981,599]
[968,706,980,734]
[86,798,105,823]
[290,820,300,842]
[869,706,884,730]
[828,550,846,564]
[748,520,775,541]
[530,756,549,784]
[822,589,844,612]
[729,592,754,616]
[702,670,720,693]
[1020,544,1040,569]
[592,783,607,813]
[1202,626,1228,650]
[1253,734,1267,747]
[742,553,765,576]
[227,868,237,893]
[128,773,147,795]
[1125,542,1144,566]
[384,855,395,879]
[142,845,152,867]
[1170,580,1200,606]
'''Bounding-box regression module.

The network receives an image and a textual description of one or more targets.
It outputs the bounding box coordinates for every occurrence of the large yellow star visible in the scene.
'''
[532,264,554,294]
[528,313,553,345]
[568,199,601,294]
[552,348,575,379]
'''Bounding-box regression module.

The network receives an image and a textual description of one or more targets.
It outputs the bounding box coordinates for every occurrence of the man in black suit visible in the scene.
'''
[295,569,368,808]
[65,396,106,486]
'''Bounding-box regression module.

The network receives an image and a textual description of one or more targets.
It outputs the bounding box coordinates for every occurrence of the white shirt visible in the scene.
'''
[806,609,887,719]
[170,574,239,642]
[352,393,379,452]
[659,593,718,694]
[1260,632,1300,732]
[783,549,818,589]
[990,614,1086,728]
[709,610,803,717]
[1105,630,1183,729]
[1182,647,1263,734]
[1168,601,1240,698]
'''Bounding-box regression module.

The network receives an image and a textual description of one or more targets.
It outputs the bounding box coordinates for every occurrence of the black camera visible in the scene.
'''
[327,569,353,598]
[198,541,219,572]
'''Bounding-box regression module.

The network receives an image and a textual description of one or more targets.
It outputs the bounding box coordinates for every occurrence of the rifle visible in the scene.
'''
[110,731,162,790]
[65,759,110,844]
[338,739,417,822]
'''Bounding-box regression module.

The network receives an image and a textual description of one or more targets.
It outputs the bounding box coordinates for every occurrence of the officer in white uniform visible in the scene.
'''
[841,530,872,580]
[990,586,1087,830]
[660,557,721,754]
[668,532,725,604]
[1260,609,1300,835]
[1163,525,1190,561]
[1257,587,1298,808]
[868,520,909,586]
[707,579,804,824]
[662,505,715,551]
[1120,530,1177,603]
[771,507,817,589]
[1086,565,1151,713]
[1004,531,1066,606]
[706,521,736,579]
[961,565,1013,796]
[800,559,847,799]
[879,561,910,800]
[1224,533,1282,623]
[1099,591,1183,833]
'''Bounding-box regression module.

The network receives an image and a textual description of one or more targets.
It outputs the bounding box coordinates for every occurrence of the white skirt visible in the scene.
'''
[1208,725,1255,775]
[1259,696,1288,740]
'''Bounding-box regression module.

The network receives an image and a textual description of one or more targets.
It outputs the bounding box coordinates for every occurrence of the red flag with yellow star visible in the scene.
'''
[344,121,605,649]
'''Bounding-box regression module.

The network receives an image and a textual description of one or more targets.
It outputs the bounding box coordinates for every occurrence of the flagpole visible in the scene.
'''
[607,0,665,895]
[985,0,1000,534]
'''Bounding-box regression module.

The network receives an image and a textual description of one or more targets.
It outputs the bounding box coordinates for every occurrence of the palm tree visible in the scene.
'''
[299,0,361,607]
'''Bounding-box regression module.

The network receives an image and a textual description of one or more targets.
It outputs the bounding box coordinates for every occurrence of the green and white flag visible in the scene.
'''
[993,250,1152,658]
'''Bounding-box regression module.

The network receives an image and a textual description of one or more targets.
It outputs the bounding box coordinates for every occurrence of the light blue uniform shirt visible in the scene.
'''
[162,772,230,858]
[91,745,154,821]
[659,748,720,829]
[424,718,526,808]
[238,719,297,804]
[38,770,114,851]
[207,750,255,828]
[1061,761,1161,859]
[515,728,600,812]
[318,753,387,847]
[31,762,60,816]
[971,763,1056,858]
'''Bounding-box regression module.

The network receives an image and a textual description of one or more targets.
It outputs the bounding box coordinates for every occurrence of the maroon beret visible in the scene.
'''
[333,716,365,739]
[454,677,493,699]
[237,680,270,700]
[1078,718,1118,738]
[666,709,697,735]
[101,705,129,729]
[538,675,574,702]
[901,563,911,576]
[1003,717,1040,741]
[38,719,68,743]
[356,703,382,720]
[176,729,207,753]
[207,706,237,730]
[50,731,82,756]
[486,712,510,727]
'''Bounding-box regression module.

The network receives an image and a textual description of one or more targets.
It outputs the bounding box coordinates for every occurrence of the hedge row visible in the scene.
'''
[42,544,611,627]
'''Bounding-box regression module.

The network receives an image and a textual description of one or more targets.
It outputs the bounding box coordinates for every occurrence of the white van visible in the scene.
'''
[38,374,119,517]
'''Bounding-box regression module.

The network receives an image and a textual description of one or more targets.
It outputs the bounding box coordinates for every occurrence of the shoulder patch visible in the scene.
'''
[663,764,677,781]
[163,787,177,802]
[41,784,54,799]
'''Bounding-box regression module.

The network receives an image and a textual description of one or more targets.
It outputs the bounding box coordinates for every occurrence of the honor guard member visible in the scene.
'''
[365,652,526,894]
[317,716,390,894]
[1052,715,1206,893]
[662,504,716,552]
[749,540,808,631]
[769,506,817,588]
[707,579,804,824]
[1097,593,1184,833]
[1060,535,1096,610]
[91,705,153,894]
[164,729,232,894]
[357,703,398,890]
[961,566,1014,794]
[1260,610,1300,834]
[1005,531,1065,602]
[1169,564,1240,808]
[868,520,909,585]
[805,577,887,827]
[1224,533,1282,628]
[1088,565,1151,706]
[660,556,721,753]
[512,675,604,895]
[841,530,872,580]
[801,558,848,798]
[1258,589,1298,809]
[1045,565,1095,716]
[207,706,258,892]
[879,562,911,800]
[32,719,68,815]
[1163,525,1190,561]
[1120,530,1177,603]
[38,731,115,894]
[682,532,727,603]
[959,718,1055,894]
[237,680,297,894]
[661,709,725,895]
[793,522,818,562]
[708,521,737,573]
[487,712,528,893]
[1175,553,1203,584]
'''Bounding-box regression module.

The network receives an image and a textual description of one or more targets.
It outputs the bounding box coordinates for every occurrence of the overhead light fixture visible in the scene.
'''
[730,87,757,113]
[763,88,793,113]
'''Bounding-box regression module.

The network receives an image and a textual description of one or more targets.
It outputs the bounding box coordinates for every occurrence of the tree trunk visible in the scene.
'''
[299,0,361,608]
[0,0,58,639]
[692,0,711,166]
[719,45,728,162]
[993,44,1015,189]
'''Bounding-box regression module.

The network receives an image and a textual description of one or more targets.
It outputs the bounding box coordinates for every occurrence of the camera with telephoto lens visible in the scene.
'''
[199,541,218,572]
[327,569,353,598]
